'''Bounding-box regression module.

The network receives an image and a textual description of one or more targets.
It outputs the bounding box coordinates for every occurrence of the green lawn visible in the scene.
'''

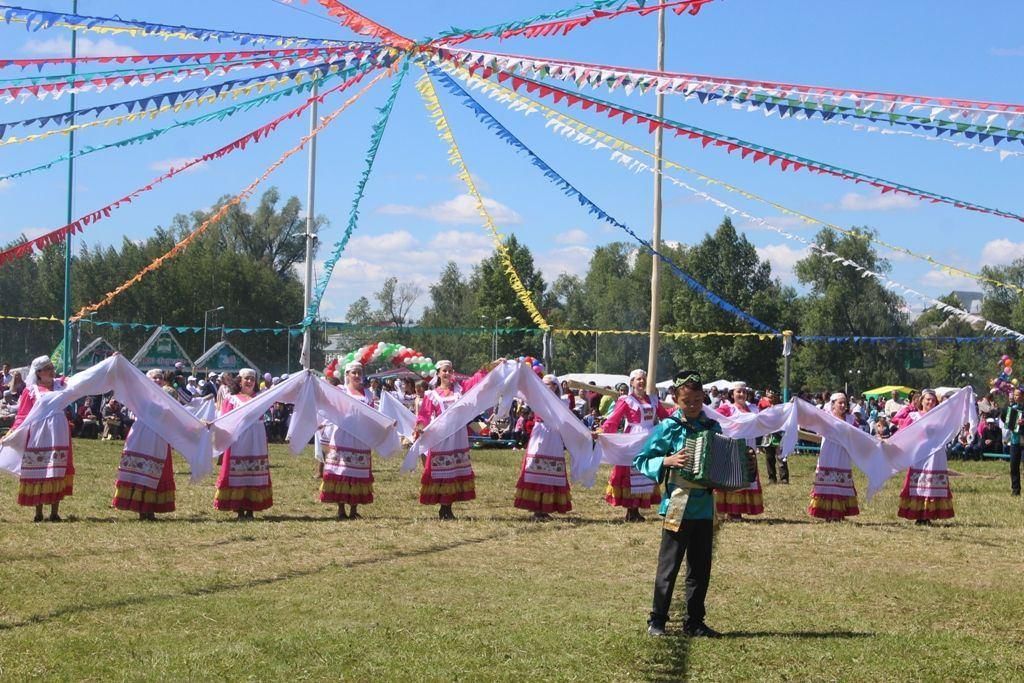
[1,440,1022,681]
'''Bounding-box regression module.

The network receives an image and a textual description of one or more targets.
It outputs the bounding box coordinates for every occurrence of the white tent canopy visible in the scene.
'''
[703,379,735,392]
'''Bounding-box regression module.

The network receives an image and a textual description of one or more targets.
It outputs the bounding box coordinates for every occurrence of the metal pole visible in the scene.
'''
[782,330,793,402]
[61,0,79,374]
[203,311,209,356]
[644,7,666,395]
[286,327,291,375]
[492,318,497,361]
[300,80,319,370]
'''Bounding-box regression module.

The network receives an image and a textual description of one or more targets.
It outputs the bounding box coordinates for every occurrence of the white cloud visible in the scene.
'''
[920,269,977,291]
[990,46,1024,57]
[756,244,809,284]
[831,192,918,211]
[376,193,521,225]
[148,158,205,175]
[981,238,1024,266]
[348,230,417,253]
[536,246,593,280]
[554,228,590,246]
[0,179,11,192]
[22,37,141,58]
[428,230,492,251]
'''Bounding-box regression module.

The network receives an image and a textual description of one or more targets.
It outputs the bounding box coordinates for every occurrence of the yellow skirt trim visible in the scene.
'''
[514,487,572,506]
[17,475,73,505]
[113,485,175,505]
[214,486,273,503]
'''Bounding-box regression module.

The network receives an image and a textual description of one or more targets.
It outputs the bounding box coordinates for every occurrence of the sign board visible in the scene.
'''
[77,337,118,369]
[193,340,259,377]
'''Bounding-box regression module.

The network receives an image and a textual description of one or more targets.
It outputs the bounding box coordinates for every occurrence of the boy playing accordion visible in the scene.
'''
[634,370,723,638]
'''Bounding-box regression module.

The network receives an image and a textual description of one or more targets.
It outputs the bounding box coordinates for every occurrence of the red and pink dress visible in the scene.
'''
[514,414,572,514]
[897,410,954,521]
[416,381,477,505]
[807,414,859,520]
[715,401,764,516]
[214,393,273,512]
[112,421,175,514]
[602,393,668,509]
[319,386,376,506]
[12,382,74,507]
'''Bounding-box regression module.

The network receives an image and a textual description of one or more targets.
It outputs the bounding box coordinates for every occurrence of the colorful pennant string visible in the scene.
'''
[416,69,550,330]
[0,71,339,150]
[458,67,1024,225]
[438,47,1024,127]
[437,63,1024,340]
[0,66,379,266]
[430,66,779,335]
[303,59,410,328]
[0,49,393,137]
[0,47,386,103]
[288,0,414,49]
[442,63,1024,298]
[0,4,363,47]
[72,68,392,320]
[442,49,1024,151]
[557,328,778,340]
[434,0,713,46]
[0,62,376,182]
[434,0,714,46]
[0,46,358,70]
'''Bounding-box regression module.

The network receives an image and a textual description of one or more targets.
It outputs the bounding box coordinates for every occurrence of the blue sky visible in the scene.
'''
[1,0,1022,327]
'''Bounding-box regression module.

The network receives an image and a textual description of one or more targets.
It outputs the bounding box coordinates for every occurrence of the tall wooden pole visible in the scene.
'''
[299,80,319,370]
[644,7,666,395]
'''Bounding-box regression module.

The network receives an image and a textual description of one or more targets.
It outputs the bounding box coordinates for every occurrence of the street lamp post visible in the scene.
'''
[846,368,862,396]
[203,306,224,355]
[493,315,513,360]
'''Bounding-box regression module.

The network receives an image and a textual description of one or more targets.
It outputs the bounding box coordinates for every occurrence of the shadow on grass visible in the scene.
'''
[720,630,873,639]
[737,517,813,526]
[0,525,550,631]
[647,632,691,682]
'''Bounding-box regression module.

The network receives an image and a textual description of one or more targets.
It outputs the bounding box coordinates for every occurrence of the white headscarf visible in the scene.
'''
[26,355,53,387]
[345,361,363,373]
[628,368,646,382]
[435,360,453,371]
[238,368,257,379]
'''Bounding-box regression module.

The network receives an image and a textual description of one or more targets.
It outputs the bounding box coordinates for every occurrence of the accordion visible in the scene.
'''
[668,431,755,491]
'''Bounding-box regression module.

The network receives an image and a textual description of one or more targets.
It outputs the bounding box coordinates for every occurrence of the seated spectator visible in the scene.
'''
[3,370,25,405]
[873,417,892,439]
[981,418,1003,454]
[583,407,600,430]
[101,398,125,440]
[77,401,100,439]
[946,423,981,461]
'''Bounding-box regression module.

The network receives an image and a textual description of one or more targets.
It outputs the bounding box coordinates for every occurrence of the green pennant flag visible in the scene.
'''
[50,338,65,370]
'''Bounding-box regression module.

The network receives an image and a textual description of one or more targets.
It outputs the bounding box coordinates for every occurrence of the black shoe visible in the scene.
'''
[683,623,722,638]
[1013,490,1021,497]
[647,623,667,637]
[915,519,932,526]
[33,512,43,523]
[48,513,62,523]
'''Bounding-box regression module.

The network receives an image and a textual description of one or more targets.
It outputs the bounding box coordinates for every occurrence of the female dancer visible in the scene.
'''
[897,389,954,525]
[214,368,272,519]
[11,356,73,522]
[112,369,177,520]
[514,373,573,520]
[602,368,670,522]
[319,361,377,520]
[414,360,487,520]
[715,382,764,520]
[807,392,860,521]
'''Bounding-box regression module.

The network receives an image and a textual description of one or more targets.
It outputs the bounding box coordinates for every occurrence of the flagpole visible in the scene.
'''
[61,0,78,375]
[644,7,666,395]
[299,79,319,371]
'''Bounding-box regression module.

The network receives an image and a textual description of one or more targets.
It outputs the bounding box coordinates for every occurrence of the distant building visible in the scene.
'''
[951,291,983,315]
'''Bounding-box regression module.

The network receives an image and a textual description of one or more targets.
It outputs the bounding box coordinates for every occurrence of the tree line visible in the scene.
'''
[0,187,1012,392]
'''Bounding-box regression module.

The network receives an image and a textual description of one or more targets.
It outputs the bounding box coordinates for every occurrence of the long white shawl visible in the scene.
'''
[0,355,212,481]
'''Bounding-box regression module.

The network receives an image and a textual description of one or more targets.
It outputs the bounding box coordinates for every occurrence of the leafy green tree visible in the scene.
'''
[790,227,911,393]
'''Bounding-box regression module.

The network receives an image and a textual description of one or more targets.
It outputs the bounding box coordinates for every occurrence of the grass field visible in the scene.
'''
[1,440,1023,681]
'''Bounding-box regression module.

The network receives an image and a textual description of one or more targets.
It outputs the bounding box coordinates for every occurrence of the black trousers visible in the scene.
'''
[763,446,788,483]
[649,519,713,628]
[1011,442,1021,494]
